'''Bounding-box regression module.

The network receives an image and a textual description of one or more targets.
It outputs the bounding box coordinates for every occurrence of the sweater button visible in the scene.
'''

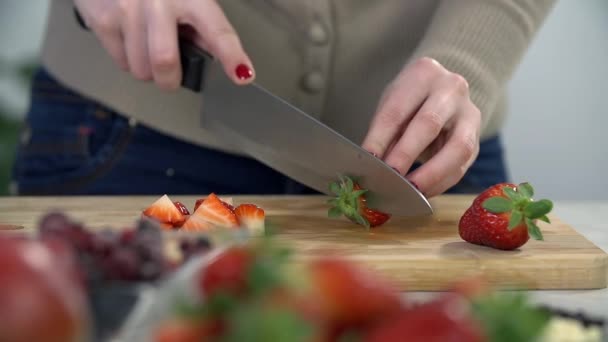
[308,22,328,45]
[301,72,325,93]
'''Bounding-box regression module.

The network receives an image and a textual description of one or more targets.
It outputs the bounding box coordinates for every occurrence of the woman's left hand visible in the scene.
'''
[362,57,481,198]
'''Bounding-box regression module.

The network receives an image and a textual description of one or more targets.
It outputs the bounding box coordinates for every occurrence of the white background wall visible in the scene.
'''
[504,0,608,200]
[1,1,607,200]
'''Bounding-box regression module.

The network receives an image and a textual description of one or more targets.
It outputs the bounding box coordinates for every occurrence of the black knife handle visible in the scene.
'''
[73,8,209,92]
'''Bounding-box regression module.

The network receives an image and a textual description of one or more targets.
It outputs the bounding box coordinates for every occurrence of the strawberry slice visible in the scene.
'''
[234,204,265,233]
[192,193,239,228]
[194,197,234,212]
[142,195,187,228]
[181,213,214,232]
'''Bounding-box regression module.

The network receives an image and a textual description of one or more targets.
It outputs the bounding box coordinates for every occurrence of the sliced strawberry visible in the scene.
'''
[194,197,234,212]
[173,201,190,216]
[234,204,265,233]
[192,193,239,228]
[181,213,214,232]
[142,195,187,228]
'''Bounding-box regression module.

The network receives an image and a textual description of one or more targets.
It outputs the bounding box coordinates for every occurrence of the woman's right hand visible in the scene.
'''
[73,0,255,90]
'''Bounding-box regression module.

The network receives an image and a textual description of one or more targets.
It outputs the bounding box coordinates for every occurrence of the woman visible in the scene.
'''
[11,0,555,197]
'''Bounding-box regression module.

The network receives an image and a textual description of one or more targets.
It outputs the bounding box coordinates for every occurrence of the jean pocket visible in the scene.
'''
[13,68,134,194]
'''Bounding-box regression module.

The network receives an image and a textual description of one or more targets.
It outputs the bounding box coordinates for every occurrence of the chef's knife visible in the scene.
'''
[68,8,432,217]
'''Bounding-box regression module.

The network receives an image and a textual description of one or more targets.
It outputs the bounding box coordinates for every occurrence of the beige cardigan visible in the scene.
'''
[218,0,556,145]
[41,0,556,153]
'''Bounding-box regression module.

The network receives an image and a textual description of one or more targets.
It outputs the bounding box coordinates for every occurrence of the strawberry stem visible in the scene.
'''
[482,183,553,240]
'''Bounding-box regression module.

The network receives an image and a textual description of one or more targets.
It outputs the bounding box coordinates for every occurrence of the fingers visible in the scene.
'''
[361,57,443,158]
[77,2,128,71]
[146,1,181,89]
[383,88,456,175]
[178,0,255,84]
[122,1,152,81]
[407,102,481,197]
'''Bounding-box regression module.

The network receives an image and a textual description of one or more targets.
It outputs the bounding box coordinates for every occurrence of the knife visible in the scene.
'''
[66,8,432,217]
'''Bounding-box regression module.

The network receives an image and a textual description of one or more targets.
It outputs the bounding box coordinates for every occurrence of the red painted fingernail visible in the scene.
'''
[235,64,253,80]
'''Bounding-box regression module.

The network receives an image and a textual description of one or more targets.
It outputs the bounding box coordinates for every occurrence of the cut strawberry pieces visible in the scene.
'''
[141,195,263,233]
[142,195,188,229]
[190,193,239,229]
[234,204,265,234]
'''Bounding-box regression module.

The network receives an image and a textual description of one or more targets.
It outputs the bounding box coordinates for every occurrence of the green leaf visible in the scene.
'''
[222,303,315,342]
[329,182,341,195]
[538,215,551,224]
[523,199,553,219]
[482,197,513,213]
[517,182,534,198]
[526,218,544,241]
[328,206,342,218]
[471,292,551,342]
[352,213,370,228]
[351,189,367,199]
[345,176,354,193]
[508,210,523,230]
[503,186,523,202]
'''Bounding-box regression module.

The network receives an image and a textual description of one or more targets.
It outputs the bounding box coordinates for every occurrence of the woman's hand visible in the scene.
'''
[73,0,255,90]
[362,57,481,197]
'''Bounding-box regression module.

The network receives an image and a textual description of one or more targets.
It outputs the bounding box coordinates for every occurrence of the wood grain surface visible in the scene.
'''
[1,195,606,291]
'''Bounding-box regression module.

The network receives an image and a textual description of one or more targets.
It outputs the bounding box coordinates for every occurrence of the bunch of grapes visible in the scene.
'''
[37,212,212,286]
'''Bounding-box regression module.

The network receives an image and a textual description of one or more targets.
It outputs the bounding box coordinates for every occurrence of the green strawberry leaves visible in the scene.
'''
[524,200,553,219]
[482,197,513,212]
[471,292,551,342]
[482,182,553,240]
[327,174,372,229]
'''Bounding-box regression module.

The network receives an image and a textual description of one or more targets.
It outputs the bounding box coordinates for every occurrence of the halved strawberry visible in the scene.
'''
[181,213,214,232]
[234,204,265,233]
[194,197,234,212]
[142,195,188,228]
[327,175,391,228]
[192,193,239,228]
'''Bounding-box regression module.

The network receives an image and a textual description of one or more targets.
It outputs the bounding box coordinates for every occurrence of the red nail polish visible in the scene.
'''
[235,64,253,80]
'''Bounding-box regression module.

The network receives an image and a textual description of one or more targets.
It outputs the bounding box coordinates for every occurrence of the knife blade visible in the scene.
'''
[70,8,432,217]
[198,54,432,217]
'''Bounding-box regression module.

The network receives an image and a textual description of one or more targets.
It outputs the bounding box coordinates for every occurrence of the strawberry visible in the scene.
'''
[458,182,553,250]
[181,213,213,232]
[192,193,239,228]
[308,257,403,327]
[234,204,265,233]
[327,175,390,228]
[142,195,188,228]
[363,294,485,342]
[194,197,234,212]
[199,246,254,297]
[154,318,219,342]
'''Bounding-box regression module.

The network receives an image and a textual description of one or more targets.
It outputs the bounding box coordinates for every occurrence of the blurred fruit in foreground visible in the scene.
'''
[0,234,91,342]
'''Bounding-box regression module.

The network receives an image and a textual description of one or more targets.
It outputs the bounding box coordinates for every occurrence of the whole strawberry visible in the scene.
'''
[459,182,553,250]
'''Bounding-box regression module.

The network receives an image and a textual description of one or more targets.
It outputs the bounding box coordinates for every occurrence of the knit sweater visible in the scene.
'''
[41,0,556,153]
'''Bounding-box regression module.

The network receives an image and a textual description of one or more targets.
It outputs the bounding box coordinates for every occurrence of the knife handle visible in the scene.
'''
[73,8,209,93]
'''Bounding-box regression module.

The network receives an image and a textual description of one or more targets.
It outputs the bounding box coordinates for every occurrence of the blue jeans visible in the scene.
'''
[12,68,508,195]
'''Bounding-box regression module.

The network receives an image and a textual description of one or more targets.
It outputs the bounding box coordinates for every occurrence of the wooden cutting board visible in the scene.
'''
[1,195,606,291]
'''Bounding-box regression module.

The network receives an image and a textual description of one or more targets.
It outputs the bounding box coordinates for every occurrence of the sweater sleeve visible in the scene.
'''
[408,0,556,134]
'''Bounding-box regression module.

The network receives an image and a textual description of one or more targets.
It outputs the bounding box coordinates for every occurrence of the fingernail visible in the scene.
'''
[391,167,402,175]
[409,180,420,190]
[235,64,253,80]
